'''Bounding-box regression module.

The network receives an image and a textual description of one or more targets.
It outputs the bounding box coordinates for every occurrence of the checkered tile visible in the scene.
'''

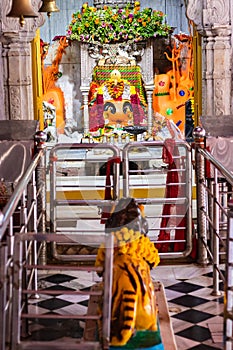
[26,265,224,349]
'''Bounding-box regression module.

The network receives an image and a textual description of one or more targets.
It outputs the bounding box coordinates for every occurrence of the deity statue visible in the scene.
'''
[152,34,194,136]
[88,69,146,132]
[41,36,69,134]
[95,198,161,348]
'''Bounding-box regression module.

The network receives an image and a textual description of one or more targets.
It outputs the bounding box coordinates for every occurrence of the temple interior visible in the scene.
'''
[0,0,233,349]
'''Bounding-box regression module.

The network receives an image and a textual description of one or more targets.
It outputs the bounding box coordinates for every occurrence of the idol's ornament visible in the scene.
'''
[95,198,163,349]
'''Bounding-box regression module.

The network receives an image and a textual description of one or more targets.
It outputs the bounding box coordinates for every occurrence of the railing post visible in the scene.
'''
[0,244,8,350]
[193,126,209,265]
[34,131,47,265]
[225,199,233,349]
[212,168,221,295]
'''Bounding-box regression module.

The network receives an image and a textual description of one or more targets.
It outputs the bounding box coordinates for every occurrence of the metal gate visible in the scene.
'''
[49,140,193,260]
[122,140,193,258]
[49,142,121,261]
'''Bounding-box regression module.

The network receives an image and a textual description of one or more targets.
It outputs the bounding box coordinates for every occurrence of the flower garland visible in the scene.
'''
[105,80,125,99]
[67,1,171,45]
[95,227,160,271]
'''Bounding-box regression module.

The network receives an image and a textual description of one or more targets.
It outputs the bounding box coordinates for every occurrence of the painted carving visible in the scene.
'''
[95,198,161,347]
[207,0,229,25]
[186,0,203,28]
[10,86,21,119]
[152,34,194,136]
[41,36,69,134]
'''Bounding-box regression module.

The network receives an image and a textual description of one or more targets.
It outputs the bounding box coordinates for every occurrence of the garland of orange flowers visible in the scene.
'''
[95,228,160,271]
[105,80,125,99]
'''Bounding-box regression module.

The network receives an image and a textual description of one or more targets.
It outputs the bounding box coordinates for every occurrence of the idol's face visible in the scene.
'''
[103,100,133,127]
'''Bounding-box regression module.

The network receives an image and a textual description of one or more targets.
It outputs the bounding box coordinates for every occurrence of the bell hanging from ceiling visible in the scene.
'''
[7,0,38,27]
[39,0,60,17]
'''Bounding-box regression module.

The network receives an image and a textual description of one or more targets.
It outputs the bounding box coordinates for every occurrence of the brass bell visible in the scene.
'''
[7,0,38,27]
[39,0,60,17]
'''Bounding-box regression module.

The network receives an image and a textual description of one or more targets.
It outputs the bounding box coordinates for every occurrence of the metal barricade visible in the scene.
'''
[193,127,233,350]
[11,232,113,350]
[49,143,120,261]
[122,140,193,258]
[0,132,47,350]
[0,137,115,349]
[6,131,233,348]
[49,140,194,260]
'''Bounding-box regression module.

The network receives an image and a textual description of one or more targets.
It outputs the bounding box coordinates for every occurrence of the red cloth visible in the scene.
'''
[89,94,105,131]
[100,156,121,224]
[156,139,186,253]
[130,93,146,125]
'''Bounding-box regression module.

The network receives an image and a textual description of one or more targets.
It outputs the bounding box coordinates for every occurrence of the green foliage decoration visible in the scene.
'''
[67,1,171,45]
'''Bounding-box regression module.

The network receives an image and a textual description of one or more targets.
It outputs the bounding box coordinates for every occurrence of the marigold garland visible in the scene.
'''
[105,80,125,99]
[95,227,160,271]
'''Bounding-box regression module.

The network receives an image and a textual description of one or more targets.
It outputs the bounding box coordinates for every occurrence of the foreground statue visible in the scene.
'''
[95,198,162,348]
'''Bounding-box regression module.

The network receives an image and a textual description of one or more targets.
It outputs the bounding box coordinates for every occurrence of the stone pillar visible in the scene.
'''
[203,34,215,115]
[212,26,232,115]
[0,0,45,121]
[80,42,96,133]
[139,39,154,85]
[80,87,90,135]
[2,34,35,120]
[0,45,4,120]
[144,84,154,134]
[186,0,232,117]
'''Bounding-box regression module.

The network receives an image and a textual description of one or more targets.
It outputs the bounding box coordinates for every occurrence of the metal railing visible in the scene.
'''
[49,142,121,261]
[0,131,47,350]
[10,231,113,350]
[1,129,233,349]
[193,126,233,350]
[122,140,193,259]
[48,140,193,261]
[0,134,115,350]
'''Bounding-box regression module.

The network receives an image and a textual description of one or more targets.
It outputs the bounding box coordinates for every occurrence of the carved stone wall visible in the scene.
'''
[0,0,45,121]
[186,0,232,117]
[0,45,4,120]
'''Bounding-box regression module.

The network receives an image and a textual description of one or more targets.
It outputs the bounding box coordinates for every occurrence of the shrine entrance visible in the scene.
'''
[36,1,197,145]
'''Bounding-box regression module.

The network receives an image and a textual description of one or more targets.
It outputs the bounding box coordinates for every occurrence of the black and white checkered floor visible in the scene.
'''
[27,263,224,350]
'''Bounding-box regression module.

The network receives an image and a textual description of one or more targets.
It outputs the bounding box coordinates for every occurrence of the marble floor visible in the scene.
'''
[151,264,224,350]
[26,263,224,350]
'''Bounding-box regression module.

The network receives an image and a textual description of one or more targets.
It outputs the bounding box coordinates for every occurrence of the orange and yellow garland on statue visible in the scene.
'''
[95,227,160,270]
[105,79,125,99]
